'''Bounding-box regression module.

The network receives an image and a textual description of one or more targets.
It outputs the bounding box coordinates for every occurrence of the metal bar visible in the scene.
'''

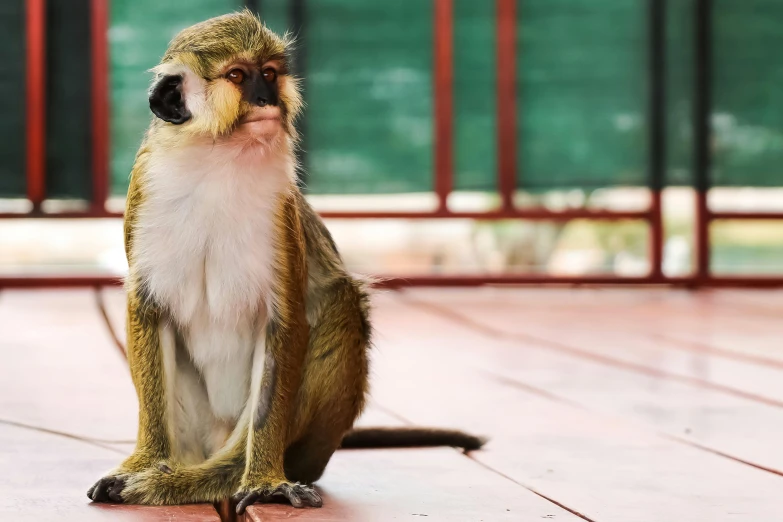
[0,208,652,220]
[4,273,783,289]
[245,0,259,13]
[0,275,122,288]
[374,275,664,288]
[433,0,454,212]
[696,277,783,288]
[710,211,783,220]
[3,273,783,289]
[25,0,46,211]
[372,275,783,288]
[91,0,110,213]
[318,209,650,220]
[694,191,710,277]
[649,191,664,275]
[5,206,782,222]
[648,0,666,279]
[6,206,783,221]
[290,0,308,187]
[0,210,122,219]
[694,0,712,281]
[361,275,783,288]
[496,0,517,212]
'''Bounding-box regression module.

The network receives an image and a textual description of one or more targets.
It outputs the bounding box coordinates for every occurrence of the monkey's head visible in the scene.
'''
[148,10,302,146]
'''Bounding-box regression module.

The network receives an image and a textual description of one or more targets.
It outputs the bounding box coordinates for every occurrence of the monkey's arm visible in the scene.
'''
[121,288,170,470]
[234,194,321,512]
[87,290,169,503]
[121,149,171,470]
[89,152,171,502]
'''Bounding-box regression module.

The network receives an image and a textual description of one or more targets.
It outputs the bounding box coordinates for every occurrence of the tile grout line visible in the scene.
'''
[648,332,783,371]
[696,292,783,321]
[467,456,597,522]
[453,293,783,371]
[0,417,131,454]
[401,294,783,410]
[415,288,783,370]
[371,402,598,522]
[93,286,127,360]
[515,294,783,371]
[393,292,783,479]
[489,371,783,479]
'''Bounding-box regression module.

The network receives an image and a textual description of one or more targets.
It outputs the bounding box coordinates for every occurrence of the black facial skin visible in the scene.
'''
[237,67,279,108]
[149,75,191,124]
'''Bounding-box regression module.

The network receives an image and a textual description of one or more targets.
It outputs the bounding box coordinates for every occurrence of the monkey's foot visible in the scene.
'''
[87,474,127,503]
[233,482,322,513]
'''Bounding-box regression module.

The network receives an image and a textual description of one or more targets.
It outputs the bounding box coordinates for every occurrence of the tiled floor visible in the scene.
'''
[1,287,781,521]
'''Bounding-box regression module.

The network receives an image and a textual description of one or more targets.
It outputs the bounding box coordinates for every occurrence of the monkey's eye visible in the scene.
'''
[227,69,246,84]
[262,67,277,83]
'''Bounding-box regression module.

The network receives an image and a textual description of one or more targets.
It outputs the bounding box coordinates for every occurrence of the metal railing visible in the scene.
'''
[2,0,782,288]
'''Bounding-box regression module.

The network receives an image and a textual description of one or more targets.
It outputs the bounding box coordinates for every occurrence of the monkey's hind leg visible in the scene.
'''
[284,279,370,485]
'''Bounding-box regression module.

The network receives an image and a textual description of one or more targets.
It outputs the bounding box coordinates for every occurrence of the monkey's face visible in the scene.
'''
[147,11,302,146]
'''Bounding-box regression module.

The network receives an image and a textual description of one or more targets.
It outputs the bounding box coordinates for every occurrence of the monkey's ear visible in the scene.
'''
[149,75,192,124]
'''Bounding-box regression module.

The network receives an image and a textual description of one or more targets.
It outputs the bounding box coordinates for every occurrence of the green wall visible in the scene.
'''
[0,1,26,197]
[3,1,783,199]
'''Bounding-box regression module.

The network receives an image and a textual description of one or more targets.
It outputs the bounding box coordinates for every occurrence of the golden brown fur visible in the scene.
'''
[87,10,481,514]
[87,11,368,512]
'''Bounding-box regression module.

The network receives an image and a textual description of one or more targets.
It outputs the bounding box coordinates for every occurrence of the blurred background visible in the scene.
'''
[1,0,782,286]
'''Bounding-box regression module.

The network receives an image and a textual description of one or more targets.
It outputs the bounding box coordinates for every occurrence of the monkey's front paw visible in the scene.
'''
[233,482,322,513]
[87,474,127,503]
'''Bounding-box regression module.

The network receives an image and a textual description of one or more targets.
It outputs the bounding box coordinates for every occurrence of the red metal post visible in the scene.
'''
[695,190,710,280]
[647,0,665,281]
[91,0,110,214]
[433,0,453,213]
[693,0,711,282]
[496,0,518,212]
[25,0,46,211]
[649,191,664,280]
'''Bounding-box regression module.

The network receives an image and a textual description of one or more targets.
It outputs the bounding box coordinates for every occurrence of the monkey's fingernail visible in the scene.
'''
[301,488,322,507]
[235,492,258,514]
[288,490,304,508]
[158,463,173,474]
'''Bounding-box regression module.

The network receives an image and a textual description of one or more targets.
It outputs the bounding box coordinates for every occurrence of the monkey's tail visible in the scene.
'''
[340,427,487,452]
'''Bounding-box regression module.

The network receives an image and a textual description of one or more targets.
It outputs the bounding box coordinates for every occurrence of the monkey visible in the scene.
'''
[86,10,484,514]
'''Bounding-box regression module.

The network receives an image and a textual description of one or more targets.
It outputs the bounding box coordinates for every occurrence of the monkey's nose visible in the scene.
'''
[256,97,268,107]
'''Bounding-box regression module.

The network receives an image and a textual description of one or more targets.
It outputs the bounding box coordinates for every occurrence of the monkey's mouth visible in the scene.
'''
[239,108,281,126]
[235,109,282,139]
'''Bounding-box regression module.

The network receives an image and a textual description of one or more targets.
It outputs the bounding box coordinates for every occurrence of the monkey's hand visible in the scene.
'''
[87,472,130,503]
[233,480,323,513]
[87,452,168,503]
[87,462,172,504]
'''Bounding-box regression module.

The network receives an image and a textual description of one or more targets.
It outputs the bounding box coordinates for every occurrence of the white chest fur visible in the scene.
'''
[133,140,292,420]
